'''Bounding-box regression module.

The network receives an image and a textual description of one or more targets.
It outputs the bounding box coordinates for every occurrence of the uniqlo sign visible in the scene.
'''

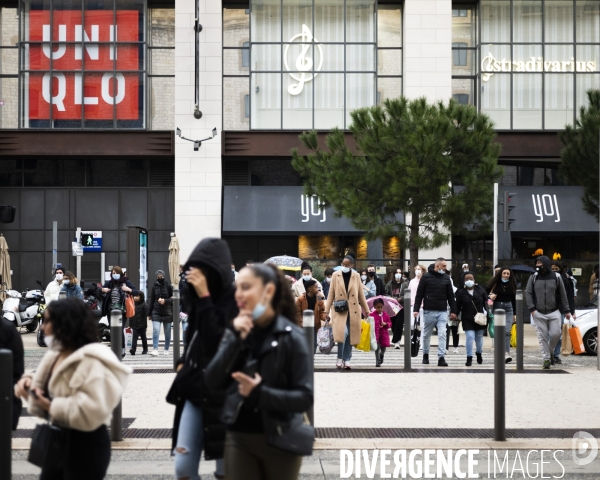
[28,11,140,120]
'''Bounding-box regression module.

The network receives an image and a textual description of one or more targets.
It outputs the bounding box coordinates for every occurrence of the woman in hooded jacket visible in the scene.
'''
[169,238,239,480]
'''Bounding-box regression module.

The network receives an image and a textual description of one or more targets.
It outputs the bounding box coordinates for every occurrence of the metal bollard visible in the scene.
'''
[494,309,506,441]
[172,288,180,368]
[302,310,315,427]
[404,289,411,370]
[516,289,524,371]
[110,310,123,441]
[0,349,13,480]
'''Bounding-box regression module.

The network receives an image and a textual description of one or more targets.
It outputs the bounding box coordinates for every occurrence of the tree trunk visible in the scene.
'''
[408,210,420,278]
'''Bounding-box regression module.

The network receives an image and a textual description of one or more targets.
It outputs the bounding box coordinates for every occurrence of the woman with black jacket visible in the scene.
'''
[101,266,137,358]
[170,238,238,480]
[486,267,517,364]
[205,264,314,480]
[456,273,488,366]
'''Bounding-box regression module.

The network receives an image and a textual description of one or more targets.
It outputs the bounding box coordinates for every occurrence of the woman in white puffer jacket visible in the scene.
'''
[43,266,65,304]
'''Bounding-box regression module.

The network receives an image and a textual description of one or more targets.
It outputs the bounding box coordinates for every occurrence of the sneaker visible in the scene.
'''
[543,359,551,370]
[476,352,483,365]
[129,349,135,356]
[336,359,344,369]
[163,350,169,356]
[141,350,148,355]
[438,356,448,367]
[550,355,555,366]
[344,361,352,370]
[375,361,381,367]
[505,354,512,364]
[394,344,401,349]
[465,356,472,367]
[422,354,429,365]
[555,357,562,365]
[150,350,159,357]
[453,347,459,354]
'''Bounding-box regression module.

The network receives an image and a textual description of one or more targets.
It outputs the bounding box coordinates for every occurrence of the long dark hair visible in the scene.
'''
[487,266,517,293]
[45,298,98,351]
[249,264,299,326]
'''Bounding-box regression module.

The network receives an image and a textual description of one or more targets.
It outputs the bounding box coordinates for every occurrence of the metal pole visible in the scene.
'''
[76,227,82,283]
[101,252,106,284]
[110,310,123,441]
[494,309,506,441]
[493,183,499,269]
[52,221,57,275]
[0,349,12,480]
[516,289,524,371]
[404,288,411,370]
[302,309,315,426]
[172,288,180,368]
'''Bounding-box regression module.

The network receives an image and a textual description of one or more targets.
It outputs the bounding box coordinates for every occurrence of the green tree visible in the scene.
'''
[291,97,502,271]
[558,90,600,221]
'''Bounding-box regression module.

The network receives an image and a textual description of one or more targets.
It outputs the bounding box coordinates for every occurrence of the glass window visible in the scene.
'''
[577,0,600,43]
[0,159,22,187]
[453,93,469,104]
[513,0,542,43]
[87,159,148,187]
[481,0,510,43]
[24,159,86,186]
[545,0,573,43]
[453,43,468,66]
[453,78,475,105]
[224,8,249,47]
[378,5,402,48]
[453,9,467,17]
[224,76,250,130]
[481,74,510,129]
[513,74,542,129]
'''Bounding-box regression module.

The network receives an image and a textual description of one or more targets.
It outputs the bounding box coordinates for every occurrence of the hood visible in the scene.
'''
[185,238,233,293]
[59,343,131,385]
[536,256,552,271]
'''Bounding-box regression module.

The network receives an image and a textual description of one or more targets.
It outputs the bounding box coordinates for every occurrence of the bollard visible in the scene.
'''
[404,289,411,370]
[302,310,315,427]
[0,350,12,480]
[58,290,67,300]
[494,309,506,441]
[172,288,180,368]
[516,289,524,371]
[110,310,123,441]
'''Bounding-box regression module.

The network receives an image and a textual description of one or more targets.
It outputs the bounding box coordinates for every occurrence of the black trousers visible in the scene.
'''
[391,313,404,343]
[446,325,460,348]
[40,425,110,480]
[131,327,148,353]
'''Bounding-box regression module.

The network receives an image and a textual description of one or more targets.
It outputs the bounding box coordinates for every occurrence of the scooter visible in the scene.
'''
[2,280,46,333]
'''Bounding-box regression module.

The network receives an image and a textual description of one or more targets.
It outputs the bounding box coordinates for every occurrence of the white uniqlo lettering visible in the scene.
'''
[101,73,125,104]
[74,73,98,105]
[74,25,99,60]
[42,25,67,59]
[42,72,66,111]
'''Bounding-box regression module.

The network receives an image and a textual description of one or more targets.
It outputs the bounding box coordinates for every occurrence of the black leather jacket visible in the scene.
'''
[204,315,313,437]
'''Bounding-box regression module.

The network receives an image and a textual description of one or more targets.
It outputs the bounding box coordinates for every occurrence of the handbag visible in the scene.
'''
[411,317,421,357]
[166,330,205,405]
[561,321,573,356]
[469,297,487,326]
[334,300,348,313]
[368,316,377,351]
[28,422,66,470]
[124,294,135,318]
[316,321,334,354]
[355,319,371,352]
[268,412,314,456]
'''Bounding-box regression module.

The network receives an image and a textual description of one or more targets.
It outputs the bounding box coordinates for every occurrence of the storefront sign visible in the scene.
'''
[482,53,596,81]
[284,24,323,95]
[28,11,140,120]
[80,231,102,252]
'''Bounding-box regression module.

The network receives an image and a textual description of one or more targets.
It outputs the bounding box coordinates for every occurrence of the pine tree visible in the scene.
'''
[291,97,502,272]
[559,90,600,221]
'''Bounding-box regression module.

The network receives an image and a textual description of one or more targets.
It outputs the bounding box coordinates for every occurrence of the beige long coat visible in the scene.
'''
[324,270,370,344]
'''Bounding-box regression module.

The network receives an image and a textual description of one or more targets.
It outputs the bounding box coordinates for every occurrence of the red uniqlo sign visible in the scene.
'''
[28,11,140,120]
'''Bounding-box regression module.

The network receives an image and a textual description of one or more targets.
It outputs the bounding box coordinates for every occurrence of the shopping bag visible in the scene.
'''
[569,326,586,354]
[487,310,495,339]
[355,320,371,352]
[124,294,135,318]
[316,322,334,354]
[561,323,572,356]
[368,316,377,351]
[124,327,133,349]
[411,318,421,357]
[510,323,517,348]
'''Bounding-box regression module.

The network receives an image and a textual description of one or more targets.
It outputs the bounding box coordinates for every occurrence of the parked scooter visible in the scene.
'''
[84,282,110,342]
[2,280,46,333]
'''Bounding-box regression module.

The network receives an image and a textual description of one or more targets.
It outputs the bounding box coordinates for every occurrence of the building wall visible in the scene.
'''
[1,8,18,129]
[174,0,223,261]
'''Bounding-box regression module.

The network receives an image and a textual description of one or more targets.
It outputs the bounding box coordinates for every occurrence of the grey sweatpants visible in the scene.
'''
[532,310,562,360]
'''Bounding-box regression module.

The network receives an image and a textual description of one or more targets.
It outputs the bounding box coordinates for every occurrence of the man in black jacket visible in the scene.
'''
[148,270,173,356]
[367,264,385,296]
[413,258,458,367]
[0,318,24,430]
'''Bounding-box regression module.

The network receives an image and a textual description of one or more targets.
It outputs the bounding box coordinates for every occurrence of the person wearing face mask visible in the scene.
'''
[456,274,487,366]
[292,263,323,299]
[360,269,377,299]
[324,254,370,369]
[413,258,458,367]
[204,263,313,480]
[409,264,427,349]
[148,270,174,357]
[60,271,83,299]
[458,263,472,290]
[386,267,408,348]
[322,268,334,300]
[526,256,572,369]
[101,266,137,358]
[44,267,66,304]
[295,279,327,351]
[486,267,517,363]
[14,298,131,480]
[367,264,385,296]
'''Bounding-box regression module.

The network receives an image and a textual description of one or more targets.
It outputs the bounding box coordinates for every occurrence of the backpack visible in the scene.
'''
[531,272,564,314]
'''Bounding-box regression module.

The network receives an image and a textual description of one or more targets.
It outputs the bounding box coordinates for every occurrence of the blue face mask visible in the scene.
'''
[63,279,70,285]
[252,288,270,321]
[464,280,474,288]
[302,275,311,282]
[112,274,121,280]
[341,266,350,273]
[501,278,509,283]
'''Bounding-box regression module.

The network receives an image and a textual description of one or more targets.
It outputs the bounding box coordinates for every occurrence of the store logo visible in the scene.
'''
[301,194,326,223]
[284,24,323,96]
[482,53,596,81]
[532,194,561,223]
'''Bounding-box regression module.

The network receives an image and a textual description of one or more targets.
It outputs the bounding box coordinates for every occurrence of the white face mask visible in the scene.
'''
[415,269,422,277]
[361,275,367,281]
[55,273,63,281]
[341,266,350,273]
[464,280,475,288]
[63,279,70,285]
[44,335,61,351]
[394,274,402,281]
[324,277,331,283]
[302,275,311,282]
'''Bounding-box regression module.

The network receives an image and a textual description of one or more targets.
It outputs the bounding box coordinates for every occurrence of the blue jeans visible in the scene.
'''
[465,329,484,357]
[494,301,514,354]
[152,321,172,350]
[337,317,352,361]
[422,310,448,358]
[174,401,224,480]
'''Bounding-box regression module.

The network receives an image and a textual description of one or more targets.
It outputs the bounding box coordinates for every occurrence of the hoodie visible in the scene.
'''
[525,256,570,315]
[413,264,457,314]
[22,343,131,432]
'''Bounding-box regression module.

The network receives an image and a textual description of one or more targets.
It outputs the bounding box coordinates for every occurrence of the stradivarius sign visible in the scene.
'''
[481,53,596,81]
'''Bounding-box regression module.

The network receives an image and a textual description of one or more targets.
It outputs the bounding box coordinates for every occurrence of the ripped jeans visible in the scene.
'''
[174,401,224,480]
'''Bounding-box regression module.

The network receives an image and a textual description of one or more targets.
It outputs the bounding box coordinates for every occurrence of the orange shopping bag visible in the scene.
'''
[569,325,586,354]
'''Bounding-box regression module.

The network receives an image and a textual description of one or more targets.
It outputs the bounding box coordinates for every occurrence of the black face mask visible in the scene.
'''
[157,278,165,284]
[368,271,375,277]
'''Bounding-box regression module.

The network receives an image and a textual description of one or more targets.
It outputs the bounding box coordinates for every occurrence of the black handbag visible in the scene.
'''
[333,300,348,313]
[166,331,203,405]
[267,413,314,456]
[411,318,421,357]
[28,422,66,470]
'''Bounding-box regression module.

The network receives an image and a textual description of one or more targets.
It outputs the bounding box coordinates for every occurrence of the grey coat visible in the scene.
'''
[525,272,570,315]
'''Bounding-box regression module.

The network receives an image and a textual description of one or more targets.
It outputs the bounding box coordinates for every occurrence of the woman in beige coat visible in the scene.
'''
[324,254,370,369]
[15,298,131,480]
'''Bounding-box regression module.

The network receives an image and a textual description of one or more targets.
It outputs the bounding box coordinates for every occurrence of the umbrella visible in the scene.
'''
[264,255,304,271]
[510,264,536,274]
[0,234,11,302]
[168,235,180,285]
[367,295,402,317]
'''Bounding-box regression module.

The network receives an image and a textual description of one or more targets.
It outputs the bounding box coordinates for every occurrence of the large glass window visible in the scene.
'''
[19,0,146,129]
[224,1,400,130]
[478,0,600,130]
[452,4,478,106]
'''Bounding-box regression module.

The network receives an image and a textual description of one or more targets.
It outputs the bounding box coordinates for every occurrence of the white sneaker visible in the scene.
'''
[150,350,159,357]
[394,344,401,349]
[163,350,169,356]
[344,361,352,370]
[336,359,344,369]
[453,347,459,354]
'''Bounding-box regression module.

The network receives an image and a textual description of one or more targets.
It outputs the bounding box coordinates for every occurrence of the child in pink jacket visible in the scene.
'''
[370,298,391,367]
